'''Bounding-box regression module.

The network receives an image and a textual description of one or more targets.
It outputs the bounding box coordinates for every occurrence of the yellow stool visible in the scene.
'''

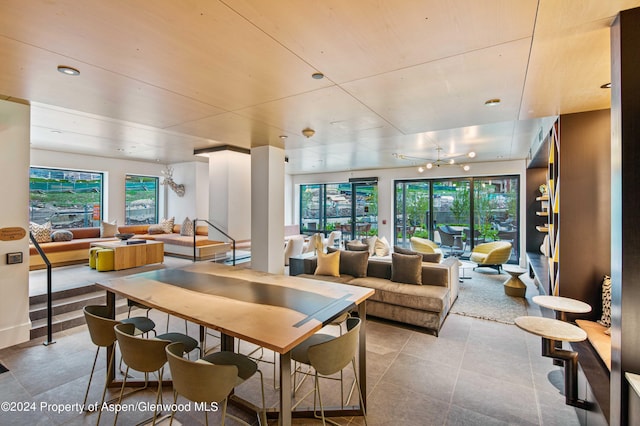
[95,249,115,272]
[88,247,101,269]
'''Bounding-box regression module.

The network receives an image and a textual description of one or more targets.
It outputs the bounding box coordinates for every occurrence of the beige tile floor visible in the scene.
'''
[0,261,583,425]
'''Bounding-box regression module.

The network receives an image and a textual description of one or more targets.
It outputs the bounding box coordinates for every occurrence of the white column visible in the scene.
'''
[251,146,285,273]
[0,99,31,348]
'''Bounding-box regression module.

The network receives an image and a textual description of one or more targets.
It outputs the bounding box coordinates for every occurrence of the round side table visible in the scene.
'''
[532,295,592,321]
[503,268,527,297]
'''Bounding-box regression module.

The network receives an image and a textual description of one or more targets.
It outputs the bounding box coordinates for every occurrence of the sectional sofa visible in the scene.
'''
[290,251,459,335]
[29,224,230,270]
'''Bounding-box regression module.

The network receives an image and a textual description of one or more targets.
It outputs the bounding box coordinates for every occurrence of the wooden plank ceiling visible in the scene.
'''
[0,0,638,173]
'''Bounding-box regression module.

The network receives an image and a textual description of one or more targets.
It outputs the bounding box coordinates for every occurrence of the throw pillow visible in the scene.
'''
[100,220,118,238]
[159,217,175,233]
[393,245,442,263]
[597,275,612,328]
[51,230,73,242]
[315,250,340,277]
[362,236,378,256]
[390,252,423,285]
[180,217,194,236]
[346,241,369,251]
[327,248,369,278]
[30,221,52,243]
[147,224,166,234]
[374,236,390,257]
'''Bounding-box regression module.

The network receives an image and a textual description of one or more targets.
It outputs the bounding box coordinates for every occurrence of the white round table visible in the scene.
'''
[515,316,589,409]
[532,295,591,321]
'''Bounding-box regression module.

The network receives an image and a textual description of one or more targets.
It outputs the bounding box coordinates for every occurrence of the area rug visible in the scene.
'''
[450,269,529,324]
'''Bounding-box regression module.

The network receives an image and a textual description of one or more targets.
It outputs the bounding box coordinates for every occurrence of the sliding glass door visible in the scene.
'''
[394,175,519,261]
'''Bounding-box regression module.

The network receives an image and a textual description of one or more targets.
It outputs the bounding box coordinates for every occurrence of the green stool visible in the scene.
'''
[89,247,101,269]
[95,249,115,272]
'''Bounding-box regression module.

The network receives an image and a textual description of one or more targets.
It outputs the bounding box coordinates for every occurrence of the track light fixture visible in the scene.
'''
[393,147,475,173]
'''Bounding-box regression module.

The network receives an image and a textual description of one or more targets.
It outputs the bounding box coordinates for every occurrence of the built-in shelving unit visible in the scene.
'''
[548,120,560,296]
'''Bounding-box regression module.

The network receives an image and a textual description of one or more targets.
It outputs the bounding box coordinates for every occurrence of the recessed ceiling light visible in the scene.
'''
[57,65,80,76]
[484,98,501,106]
[600,82,611,89]
[50,130,62,134]
[467,151,476,158]
[311,72,325,80]
[279,135,288,140]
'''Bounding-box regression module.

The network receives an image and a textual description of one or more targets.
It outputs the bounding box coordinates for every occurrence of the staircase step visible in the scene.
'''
[29,284,102,305]
[29,291,105,321]
[29,293,129,340]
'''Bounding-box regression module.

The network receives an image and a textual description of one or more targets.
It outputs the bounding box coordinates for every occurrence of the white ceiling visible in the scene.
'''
[1,0,637,174]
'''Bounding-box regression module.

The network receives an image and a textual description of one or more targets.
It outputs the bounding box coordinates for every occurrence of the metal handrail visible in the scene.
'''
[192,219,236,266]
[29,232,56,346]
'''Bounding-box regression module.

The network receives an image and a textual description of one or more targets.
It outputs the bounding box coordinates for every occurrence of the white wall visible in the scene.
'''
[208,151,251,241]
[31,149,169,224]
[0,100,31,349]
[166,161,209,225]
[289,159,528,265]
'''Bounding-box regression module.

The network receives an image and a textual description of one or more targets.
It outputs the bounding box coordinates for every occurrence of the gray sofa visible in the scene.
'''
[291,254,459,335]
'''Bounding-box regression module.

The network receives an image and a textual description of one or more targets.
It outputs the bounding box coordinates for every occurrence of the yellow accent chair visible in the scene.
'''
[470,241,512,273]
[410,237,442,255]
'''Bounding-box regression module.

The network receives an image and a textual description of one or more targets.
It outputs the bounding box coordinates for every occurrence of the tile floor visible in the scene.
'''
[0,261,584,425]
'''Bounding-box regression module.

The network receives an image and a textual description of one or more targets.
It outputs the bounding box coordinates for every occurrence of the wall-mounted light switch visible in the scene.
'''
[6,252,23,264]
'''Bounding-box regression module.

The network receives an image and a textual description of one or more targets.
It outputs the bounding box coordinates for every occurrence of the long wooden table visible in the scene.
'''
[96,262,374,426]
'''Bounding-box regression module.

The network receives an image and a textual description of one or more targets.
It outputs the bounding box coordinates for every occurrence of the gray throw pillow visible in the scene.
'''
[393,245,442,263]
[327,247,369,278]
[346,241,369,251]
[51,230,73,242]
[391,252,423,285]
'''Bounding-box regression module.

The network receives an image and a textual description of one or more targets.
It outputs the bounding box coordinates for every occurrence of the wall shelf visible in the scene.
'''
[536,225,549,232]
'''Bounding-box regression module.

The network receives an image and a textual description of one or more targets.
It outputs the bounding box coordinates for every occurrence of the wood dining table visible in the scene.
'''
[96,261,374,426]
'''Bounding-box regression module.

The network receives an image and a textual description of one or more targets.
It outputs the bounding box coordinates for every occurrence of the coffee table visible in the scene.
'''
[459,260,474,280]
[515,316,590,408]
[91,240,164,270]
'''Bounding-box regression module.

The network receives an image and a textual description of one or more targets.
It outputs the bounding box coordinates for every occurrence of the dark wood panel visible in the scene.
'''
[611,7,640,425]
[558,109,611,321]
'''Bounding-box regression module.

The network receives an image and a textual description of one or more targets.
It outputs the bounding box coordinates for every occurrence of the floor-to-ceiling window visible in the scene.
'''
[394,175,519,261]
[395,181,431,246]
[300,180,378,240]
[29,167,104,228]
[125,175,159,225]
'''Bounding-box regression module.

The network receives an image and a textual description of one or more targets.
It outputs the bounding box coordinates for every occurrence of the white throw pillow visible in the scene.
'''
[363,236,378,256]
[100,220,118,238]
[374,236,390,257]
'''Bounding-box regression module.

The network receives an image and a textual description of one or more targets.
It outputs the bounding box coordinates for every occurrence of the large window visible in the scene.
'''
[300,181,378,240]
[29,167,103,228]
[394,175,519,262]
[125,175,159,225]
